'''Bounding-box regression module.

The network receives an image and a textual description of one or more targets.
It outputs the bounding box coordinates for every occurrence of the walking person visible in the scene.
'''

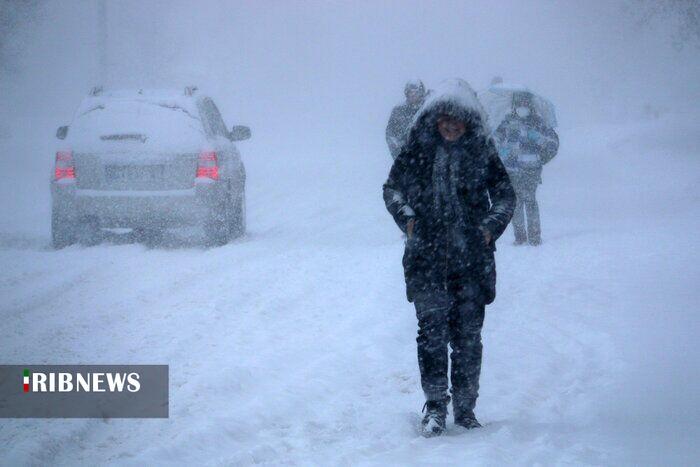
[385,79,428,159]
[383,79,515,437]
[493,91,558,245]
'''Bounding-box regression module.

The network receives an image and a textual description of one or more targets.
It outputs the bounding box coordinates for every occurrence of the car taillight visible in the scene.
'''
[196,151,219,180]
[54,150,75,180]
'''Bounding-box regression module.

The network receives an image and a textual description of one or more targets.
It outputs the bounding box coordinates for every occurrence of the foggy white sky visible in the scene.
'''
[2,0,699,161]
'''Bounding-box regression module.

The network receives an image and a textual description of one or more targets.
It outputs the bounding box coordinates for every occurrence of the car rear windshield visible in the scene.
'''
[70,99,205,147]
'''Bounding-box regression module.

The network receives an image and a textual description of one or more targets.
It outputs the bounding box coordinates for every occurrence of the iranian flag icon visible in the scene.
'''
[23,369,29,392]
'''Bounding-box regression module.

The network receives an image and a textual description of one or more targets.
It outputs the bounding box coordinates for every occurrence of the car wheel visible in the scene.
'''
[134,227,165,246]
[204,199,231,247]
[51,209,76,249]
[230,192,246,239]
[75,217,101,247]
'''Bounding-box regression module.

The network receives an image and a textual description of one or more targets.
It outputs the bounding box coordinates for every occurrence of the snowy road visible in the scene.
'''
[1,117,699,465]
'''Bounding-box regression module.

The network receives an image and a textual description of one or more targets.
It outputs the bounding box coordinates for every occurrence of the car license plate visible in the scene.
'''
[106,165,164,182]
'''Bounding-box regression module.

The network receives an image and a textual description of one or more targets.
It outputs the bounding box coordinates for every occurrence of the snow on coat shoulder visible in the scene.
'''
[410,78,490,137]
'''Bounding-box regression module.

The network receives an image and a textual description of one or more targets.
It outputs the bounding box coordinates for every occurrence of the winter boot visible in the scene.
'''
[512,224,527,245]
[454,408,482,429]
[421,397,449,437]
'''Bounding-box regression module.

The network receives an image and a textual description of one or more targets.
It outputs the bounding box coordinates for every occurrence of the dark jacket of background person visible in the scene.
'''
[383,80,515,304]
[494,112,559,184]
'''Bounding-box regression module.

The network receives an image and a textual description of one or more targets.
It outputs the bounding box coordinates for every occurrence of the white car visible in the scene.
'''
[51,87,251,247]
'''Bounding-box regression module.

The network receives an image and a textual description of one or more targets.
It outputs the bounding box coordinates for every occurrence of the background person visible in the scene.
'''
[385,79,428,160]
[494,91,559,245]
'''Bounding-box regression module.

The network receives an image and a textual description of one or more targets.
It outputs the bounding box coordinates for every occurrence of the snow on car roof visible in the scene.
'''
[89,88,196,99]
[75,89,200,118]
[68,90,207,151]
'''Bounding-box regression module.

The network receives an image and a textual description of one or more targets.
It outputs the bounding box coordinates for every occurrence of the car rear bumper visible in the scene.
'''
[51,182,225,228]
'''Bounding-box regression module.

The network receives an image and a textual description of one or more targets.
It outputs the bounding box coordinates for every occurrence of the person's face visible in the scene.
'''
[513,96,532,118]
[406,90,422,106]
[514,103,531,118]
[437,115,466,142]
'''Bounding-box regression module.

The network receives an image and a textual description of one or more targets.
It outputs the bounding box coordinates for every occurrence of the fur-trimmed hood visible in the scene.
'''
[408,78,490,150]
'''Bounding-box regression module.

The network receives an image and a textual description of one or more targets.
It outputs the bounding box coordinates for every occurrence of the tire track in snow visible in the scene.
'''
[1,233,620,465]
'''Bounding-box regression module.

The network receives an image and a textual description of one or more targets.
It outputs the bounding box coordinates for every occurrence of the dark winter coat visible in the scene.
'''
[386,102,423,159]
[383,79,516,304]
[494,113,559,185]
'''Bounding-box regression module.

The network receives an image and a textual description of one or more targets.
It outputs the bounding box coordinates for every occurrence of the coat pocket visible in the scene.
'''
[402,235,422,268]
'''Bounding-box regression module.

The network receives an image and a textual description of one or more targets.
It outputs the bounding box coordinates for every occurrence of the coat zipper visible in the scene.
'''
[443,228,449,291]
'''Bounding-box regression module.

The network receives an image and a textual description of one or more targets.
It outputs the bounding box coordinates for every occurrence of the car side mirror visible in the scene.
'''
[56,125,69,140]
[229,125,251,141]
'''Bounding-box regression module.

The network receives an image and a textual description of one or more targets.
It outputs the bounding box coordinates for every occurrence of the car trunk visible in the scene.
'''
[74,150,199,191]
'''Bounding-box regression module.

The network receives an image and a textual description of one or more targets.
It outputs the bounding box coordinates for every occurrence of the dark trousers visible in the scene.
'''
[413,289,485,413]
[512,177,541,244]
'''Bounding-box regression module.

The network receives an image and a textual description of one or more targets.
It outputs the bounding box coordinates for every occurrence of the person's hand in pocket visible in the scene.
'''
[407,218,416,238]
[480,227,492,246]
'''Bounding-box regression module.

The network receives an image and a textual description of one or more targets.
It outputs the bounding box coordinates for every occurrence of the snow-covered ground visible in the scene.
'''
[1,113,699,465]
